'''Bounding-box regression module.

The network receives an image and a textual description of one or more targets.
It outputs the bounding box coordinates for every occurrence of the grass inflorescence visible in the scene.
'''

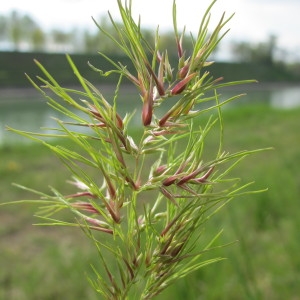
[1,1,275,299]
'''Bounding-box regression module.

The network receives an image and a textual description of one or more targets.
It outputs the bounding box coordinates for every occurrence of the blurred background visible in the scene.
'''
[1,0,299,299]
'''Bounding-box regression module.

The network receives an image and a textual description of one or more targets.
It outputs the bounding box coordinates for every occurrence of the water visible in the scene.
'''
[1,84,300,145]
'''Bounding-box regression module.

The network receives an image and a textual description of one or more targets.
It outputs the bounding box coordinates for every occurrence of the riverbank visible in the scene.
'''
[1,51,300,88]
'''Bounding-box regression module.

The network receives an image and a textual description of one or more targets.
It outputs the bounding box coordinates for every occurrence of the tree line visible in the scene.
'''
[0,10,280,65]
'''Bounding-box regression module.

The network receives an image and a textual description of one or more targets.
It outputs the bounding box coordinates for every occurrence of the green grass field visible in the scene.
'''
[1,105,299,299]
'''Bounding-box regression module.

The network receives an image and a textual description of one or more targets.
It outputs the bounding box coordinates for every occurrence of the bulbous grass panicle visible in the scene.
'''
[3,0,269,299]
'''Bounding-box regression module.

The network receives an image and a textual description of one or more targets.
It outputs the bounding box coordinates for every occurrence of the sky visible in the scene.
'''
[1,0,300,61]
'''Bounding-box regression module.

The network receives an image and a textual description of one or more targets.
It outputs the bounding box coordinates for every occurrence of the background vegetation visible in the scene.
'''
[0,10,289,57]
[1,9,300,89]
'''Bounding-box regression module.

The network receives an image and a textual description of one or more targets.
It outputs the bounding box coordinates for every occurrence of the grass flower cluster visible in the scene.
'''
[6,0,266,298]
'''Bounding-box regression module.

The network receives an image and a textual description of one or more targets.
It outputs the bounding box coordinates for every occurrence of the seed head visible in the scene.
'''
[142,88,154,126]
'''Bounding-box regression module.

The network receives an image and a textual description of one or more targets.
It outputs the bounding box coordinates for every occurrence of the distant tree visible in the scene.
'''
[0,15,8,41]
[6,10,39,51]
[10,11,23,50]
[231,41,252,62]
[31,27,46,51]
[51,29,71,44]
[83,29,101,53]
[265,34,277,65]
[232,35,278,65]
[22,14,38,32]
[50,29,72,52]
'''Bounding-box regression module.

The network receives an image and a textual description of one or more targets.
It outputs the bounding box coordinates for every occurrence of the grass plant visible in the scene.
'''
[2,1,270,299]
